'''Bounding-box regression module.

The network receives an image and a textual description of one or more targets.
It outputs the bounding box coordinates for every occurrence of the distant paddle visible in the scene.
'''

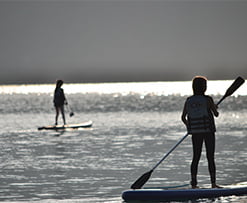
[69,111,74,117]
[66,104,74,117]
[130,76,245,190]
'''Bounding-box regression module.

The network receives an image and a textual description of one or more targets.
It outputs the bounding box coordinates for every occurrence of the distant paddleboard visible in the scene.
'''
[38,121,93,131]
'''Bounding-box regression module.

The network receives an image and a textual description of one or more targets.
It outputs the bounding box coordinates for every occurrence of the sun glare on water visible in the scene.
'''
[0,80,246,96]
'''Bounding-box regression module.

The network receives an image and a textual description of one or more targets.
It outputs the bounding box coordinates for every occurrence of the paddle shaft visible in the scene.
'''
[151,133,189,171]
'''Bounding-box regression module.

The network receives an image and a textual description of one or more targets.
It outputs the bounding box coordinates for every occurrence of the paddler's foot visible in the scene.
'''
[191,185,200,189]
[212,184,222,188]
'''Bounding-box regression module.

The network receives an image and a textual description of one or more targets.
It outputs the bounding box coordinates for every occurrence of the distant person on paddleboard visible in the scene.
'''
[54,80,67,125]
[181,76,221,189]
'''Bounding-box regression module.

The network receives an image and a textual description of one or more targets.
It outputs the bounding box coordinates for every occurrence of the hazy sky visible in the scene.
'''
[0,0,247,84]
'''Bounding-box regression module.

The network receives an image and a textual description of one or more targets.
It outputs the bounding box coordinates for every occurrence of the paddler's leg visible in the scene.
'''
[55,106,59,125]
[61,105,66,125]
[205,133,221,188]
[191,134,203,188]
[191,174,198,189]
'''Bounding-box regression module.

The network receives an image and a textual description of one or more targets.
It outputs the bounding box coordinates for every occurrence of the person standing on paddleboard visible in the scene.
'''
[54,80,67,125]
[181,76,221,189]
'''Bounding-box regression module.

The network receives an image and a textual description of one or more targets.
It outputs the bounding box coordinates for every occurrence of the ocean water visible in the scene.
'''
[0,81,246,203]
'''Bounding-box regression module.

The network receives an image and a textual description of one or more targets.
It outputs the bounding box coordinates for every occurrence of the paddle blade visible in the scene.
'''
[217,76,245,105]
[225,76,245,97]
[131,170,153,189]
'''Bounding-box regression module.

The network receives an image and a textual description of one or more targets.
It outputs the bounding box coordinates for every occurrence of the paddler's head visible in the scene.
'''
[192,76,207,95]
[56,79,64,88]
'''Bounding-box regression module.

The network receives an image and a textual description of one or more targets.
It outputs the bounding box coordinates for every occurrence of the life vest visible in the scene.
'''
[186,95,216,134]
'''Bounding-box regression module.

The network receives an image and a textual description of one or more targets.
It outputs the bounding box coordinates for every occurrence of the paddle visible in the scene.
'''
[66,104,74,117]
[69,106,74,117]
[130,76,245,190]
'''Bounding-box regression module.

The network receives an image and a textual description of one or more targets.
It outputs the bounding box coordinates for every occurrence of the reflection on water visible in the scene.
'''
[0,80,246,96]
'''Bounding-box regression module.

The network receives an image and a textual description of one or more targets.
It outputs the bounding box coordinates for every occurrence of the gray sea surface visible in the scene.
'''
[0,81,246,202]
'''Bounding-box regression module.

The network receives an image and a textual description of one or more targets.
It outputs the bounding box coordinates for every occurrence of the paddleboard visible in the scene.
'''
[122,182,247,201]
[38,121,93,131]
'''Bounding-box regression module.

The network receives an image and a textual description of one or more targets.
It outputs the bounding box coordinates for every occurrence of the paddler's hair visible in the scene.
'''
[56,79,64,88]
[192,76,207,95]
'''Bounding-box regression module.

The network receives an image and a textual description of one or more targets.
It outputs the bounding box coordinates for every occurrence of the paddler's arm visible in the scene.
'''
[181,102,189,127]
[208,97,219,117]
[62,88,68,105]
